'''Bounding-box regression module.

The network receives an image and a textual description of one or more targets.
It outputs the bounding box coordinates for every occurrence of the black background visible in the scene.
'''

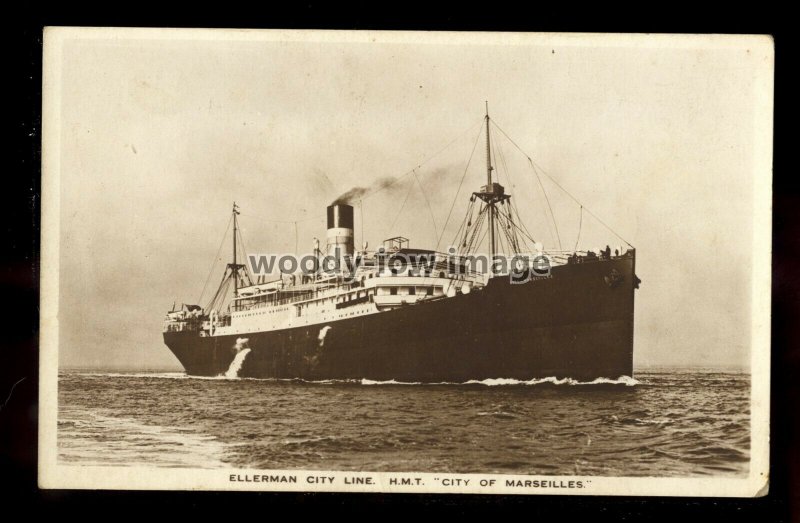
[3,5,795,520]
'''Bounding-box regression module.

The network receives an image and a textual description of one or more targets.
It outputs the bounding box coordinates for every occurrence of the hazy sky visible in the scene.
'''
[49,30,772,370]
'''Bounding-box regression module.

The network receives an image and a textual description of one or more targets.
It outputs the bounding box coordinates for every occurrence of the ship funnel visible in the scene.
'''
[326,204,354,257]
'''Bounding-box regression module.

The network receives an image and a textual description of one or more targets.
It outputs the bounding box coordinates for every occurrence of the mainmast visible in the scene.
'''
[473,102,510,272]
[485,102,496,261]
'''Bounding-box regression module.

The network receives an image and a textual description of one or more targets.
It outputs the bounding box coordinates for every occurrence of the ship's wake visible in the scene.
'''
[61,372,639,386]
[359,376,640,387]
[461,376,640,387]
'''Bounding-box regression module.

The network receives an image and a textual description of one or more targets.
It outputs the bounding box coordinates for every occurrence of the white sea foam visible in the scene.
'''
[62,371,639,387]
[463,376,639,386]
[318,326,332,346]
[360,378,422,385]
[224,348,251,378]
[360,376,639,386]
[633,418,672,425]
[58,411,230,468]
[65,372,190,379]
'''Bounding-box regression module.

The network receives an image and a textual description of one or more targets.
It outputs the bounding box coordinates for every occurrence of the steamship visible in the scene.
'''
[163,109,639,382]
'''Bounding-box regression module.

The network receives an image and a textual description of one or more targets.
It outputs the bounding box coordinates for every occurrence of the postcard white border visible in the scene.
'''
[38,27,773,497]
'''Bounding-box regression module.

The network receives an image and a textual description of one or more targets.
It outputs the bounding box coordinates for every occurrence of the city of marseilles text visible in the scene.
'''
[505,479,585,488]
[227,474,585,490]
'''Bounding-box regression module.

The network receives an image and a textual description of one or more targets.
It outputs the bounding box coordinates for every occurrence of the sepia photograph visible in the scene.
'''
[38,28,773,496]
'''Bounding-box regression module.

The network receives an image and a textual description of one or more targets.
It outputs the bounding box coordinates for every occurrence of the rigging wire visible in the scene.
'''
[495,208,509,255]
[504,211,537,247]
[498,206,523,253]
[452,197,476,251]
[358,118,485,204]
[412,168,439,242]
[489,120,563,250]
[200,112,633,309]
[388,176,416,235]
[235,223,253,284]
[493,120,552,249]
[233,119,483,238]
[531,158,563,250]
[494,129,538,248]
[509,193,539,249]
[493,138,527,253]
[460,199,478,247]
[574,206,583,252]
[197,214,233,306]
[436,122,485,251]
[490,119,633,248]
[461,204,483,253]
[496,132,513,189]
[503,208,517,253]
[206,268,231,312]
[473,216,490,255]
[490,124,500,184]
[463,204,488,255]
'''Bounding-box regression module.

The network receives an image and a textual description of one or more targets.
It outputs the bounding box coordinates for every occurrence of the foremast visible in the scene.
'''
[205,202,252,312]
[230,202,246,298]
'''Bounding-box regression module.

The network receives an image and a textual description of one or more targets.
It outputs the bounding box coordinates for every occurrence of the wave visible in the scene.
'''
[62,372,639,387]
[58,412,230,468]
[61,371,255,382]
[462,376,639,387]
[360,378,422,385]
[362,376,639,386]
[632,418,673,426]
[63,371,190,379]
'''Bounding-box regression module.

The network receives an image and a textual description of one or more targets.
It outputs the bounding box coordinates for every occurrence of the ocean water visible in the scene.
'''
[57,369,750,477]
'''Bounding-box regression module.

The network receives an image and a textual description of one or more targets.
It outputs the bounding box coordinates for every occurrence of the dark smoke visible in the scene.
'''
[332,176,399,205]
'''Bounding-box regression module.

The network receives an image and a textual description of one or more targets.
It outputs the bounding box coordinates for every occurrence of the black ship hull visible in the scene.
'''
[164,255,636,382]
